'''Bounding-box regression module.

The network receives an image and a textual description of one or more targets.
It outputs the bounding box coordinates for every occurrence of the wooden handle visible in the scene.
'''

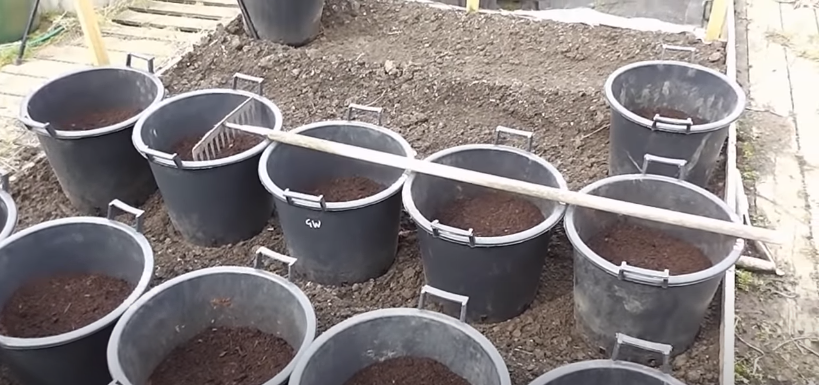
[263,130,785,244]
[74,0,109,66]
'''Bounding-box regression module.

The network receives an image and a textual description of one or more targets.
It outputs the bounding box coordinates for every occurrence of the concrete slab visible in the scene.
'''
[0,95,23,119]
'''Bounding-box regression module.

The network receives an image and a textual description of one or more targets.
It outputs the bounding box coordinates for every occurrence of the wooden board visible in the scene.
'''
[0,94,23,119]
[0,73,45,97]
[163,0,239,8]
[130,1,239,20]
[33,46,172,68]
[113,10,220,32]
[0,60,89,79]
[101,24,203,42]
[74,0,110,65]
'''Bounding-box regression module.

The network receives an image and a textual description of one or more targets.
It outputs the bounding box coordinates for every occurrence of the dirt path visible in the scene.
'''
[0,1,728,384]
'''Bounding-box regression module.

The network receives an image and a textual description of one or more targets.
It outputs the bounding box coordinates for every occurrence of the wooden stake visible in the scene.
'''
[466,0,479,12]
[259,129,785,244]
[705,0,728,42]
[74,0,109,66]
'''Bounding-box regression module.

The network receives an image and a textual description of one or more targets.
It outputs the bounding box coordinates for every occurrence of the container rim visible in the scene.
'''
[17,66,166,139]
[564,173,746,286]
[106,266,318,385]
[603,60,747,134]
[258,120,416,211]
[132,89,284,170]
[0,217,155,349]
[0,190,18,241]
[529,359,686,385]
[289,307,512,385]
[401,144,569,247]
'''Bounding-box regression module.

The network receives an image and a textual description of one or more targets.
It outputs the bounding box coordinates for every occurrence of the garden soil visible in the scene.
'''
[343,357,470,385]
[0,0,727,384]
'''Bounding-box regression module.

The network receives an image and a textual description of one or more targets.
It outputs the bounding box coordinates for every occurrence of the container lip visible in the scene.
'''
[0,217,155,349]
[132,89,284,170]
[563,173,746,286]
[289,307,512,385]
[258,120,417,211]
[529,359,686,385]
[106,266,318,385]
[603,60,747,134]
[401,144,569,246]
[0,190,18,241]
[18,66,166,139]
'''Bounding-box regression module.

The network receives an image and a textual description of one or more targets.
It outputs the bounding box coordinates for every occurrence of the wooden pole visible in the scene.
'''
[466,0,479,12]
[254,128,785,244]
[74,0,109,66]
[705,0,728,41]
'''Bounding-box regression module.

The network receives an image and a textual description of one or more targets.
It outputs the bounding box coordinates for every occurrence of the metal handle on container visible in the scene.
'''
[232,73,264,95]
[640,154,688,181]
[651,114,693,132]
[253,246,297,281]
[107,199,145,233]
[611,333,673,373]
[125,53,156,74]
[617,262,670,288]
[0,169,9,192]
[282,189,327,211]
[417,285,469,323]
[494,126,534,152]
[430,220,476,247]
[660,44,696,62]
[345,103,384,125]
[142,148,183,168]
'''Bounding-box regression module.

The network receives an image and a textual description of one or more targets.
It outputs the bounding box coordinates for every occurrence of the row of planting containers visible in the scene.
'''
[0,50,746,384]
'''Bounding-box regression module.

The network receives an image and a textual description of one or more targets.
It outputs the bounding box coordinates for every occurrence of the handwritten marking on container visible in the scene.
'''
[305,219,321,229]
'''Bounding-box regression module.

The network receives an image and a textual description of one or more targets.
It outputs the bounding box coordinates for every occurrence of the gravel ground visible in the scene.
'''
[0,0,728,384]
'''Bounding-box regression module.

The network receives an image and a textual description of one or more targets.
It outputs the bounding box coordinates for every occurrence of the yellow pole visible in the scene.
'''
[74,0,110,66]
[705,0,728,41]
[466,0,479,12]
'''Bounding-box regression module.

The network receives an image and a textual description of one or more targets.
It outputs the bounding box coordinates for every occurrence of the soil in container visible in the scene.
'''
[307,176,386,202]
[632,107,707,125]
[172,132,264,161]
[0,273,133,338]
[587,222,713,274]
[343,357,470,385]
[436,192,545,237]
[54,107,143,131]
[148,326,295,385]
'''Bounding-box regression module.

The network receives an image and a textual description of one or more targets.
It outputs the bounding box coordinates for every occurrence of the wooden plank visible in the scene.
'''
[130,1,239,20]
[113,10,219,32]
[705,0,728,41]
[74,0,110,65]
[0,60,89,79]
[101,24,203,42]
[163,0,239,8]
[33,45,172,69]
[0,73,45,97]
[0,94,23,119]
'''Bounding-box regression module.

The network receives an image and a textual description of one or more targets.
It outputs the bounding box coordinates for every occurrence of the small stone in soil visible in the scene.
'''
[148,326,295,385]
[307,176,386,202]
[343,357,470,385]
[0,273,133,338]
[172,132,264,161]
[436,192,545,237]
[587,222,713,274]
[54,107,143,131]
[632,107,707,125]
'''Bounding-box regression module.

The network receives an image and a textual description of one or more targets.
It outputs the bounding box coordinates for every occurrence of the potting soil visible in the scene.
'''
[587,222,713,274]
[1,0,728,383]
[54,107,143,131]
[0,273,132,338]
[148,326,294,385]
[343,357,470,385]
[436,192,545,237]
[307,176,386,202]
[172,131,264,161]
[632,107,707,125]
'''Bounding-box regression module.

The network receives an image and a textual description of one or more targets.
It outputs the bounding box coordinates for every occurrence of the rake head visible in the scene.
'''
[191,97,257,161]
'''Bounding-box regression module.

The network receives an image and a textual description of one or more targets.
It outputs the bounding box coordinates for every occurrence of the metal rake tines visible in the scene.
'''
[191,97,256,161]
